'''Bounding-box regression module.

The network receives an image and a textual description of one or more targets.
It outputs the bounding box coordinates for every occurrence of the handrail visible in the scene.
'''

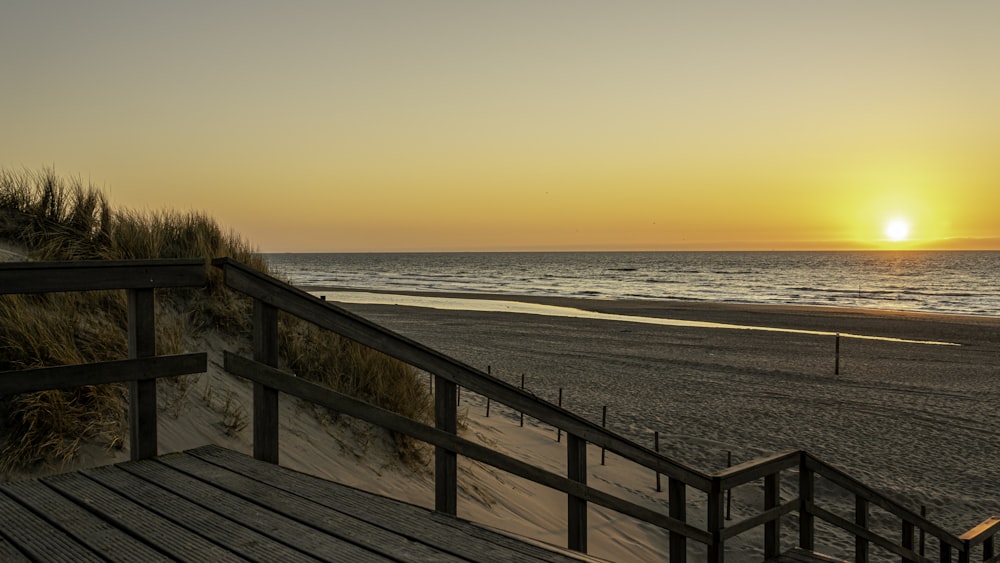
[0,259,210,462]
[0,258,206,294]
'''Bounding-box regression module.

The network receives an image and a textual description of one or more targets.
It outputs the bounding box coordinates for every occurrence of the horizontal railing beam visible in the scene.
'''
[809,503,932,563]
[714,449,800,489]
[961,517,1000,547]
[223,351,714,545]
[805,454,964,551]
[721,498,799,540]
[0,354,208,395]
[215,258,713,491]
[0,259,207,294]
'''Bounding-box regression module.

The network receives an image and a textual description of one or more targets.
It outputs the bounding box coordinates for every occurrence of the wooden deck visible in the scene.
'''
[0,445,599,562]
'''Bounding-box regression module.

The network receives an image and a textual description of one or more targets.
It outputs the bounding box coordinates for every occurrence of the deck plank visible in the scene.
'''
[113,457,393,563]
[0,479,172,563]
[42,471,247,563]
[147,452,461,562]
[83,464,326,563]
[0,489,101,563]
[188,444,593,562]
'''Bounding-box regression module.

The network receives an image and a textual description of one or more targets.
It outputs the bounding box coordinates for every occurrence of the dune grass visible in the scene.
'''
[0,168,431,471]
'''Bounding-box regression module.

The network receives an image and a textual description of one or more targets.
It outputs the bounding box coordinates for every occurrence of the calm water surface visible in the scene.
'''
[264,252,1000,317]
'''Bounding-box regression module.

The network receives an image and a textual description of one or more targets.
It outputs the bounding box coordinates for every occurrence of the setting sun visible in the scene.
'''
[885,219,911,242]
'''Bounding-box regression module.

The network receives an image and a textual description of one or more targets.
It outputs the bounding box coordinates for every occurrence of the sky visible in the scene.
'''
[3,1,999,252]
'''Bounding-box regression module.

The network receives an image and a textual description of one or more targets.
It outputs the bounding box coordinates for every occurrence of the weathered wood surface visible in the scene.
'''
[0,446,598,562]
[0,259,206,294]
[767,548,849,562]
[0,353,206,395]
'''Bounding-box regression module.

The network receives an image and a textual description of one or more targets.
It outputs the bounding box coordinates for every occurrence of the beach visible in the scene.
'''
[317,291,1000,560]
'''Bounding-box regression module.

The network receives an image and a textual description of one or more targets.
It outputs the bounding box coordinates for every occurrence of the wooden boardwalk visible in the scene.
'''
[0,445,599,562]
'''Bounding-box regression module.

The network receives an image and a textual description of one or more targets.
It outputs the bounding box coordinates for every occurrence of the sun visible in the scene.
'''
[885,219,911,242]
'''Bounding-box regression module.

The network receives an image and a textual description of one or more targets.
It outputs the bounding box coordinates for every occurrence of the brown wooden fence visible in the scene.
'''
[1,258,997,562]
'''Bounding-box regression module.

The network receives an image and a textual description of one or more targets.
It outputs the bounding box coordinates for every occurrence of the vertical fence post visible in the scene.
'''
[435,374,458,516]
[600,406,607,465]
[920,505,927,557]
[902,519,915,563]
[726,451,733,520]
[669,478,687,563]
[764,472,781,559]
[556,388,563,442]
[835,333,841,375]
[128,288,156,461]
[941,540,953,563]
[708,477,725,563]
[519,373,525,427]
[485,366,491,417]
[856,496,870,563]
[567,433,588,553]
[654,431,661,492]
[799,454,815,552]
[252,300,279,464]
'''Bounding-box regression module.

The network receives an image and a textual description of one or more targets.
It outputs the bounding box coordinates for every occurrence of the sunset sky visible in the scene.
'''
[3,2,999,252]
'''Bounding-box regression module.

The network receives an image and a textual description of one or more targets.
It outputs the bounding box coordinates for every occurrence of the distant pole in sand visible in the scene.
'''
[557,388,563,442]
[485,366,491,417]
[726,451,733,520]
[601,406,608,465]
[835,333,841,375]
[654,431,661,492]
[519,374,525,427]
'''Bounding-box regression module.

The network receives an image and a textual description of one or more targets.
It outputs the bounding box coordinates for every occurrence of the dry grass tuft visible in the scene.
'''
[0,168,431,471]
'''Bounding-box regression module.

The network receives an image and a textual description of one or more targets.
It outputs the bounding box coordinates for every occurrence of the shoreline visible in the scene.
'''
[303,285,1000,348]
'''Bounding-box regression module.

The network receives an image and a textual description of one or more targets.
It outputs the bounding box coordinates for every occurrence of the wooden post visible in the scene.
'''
[835,333,841,375]
[726,451,732,520]
[941,541,953,563]
[799,455,815,552]
[600,406,607,466]
[764,472,781,559]
[435,374,458,516]
[856,496,869,563]
[128,288,156,461]
[902,520,915,563]
[253,300,279,464]
[485,366,491,417]
[708,478,725,563]
[556,388,563,442]
[920,505,927,557]
[567,433,587,553]
[519,373,525,427]
[985,536,995,563]
[669,478,687,563]
[654,431,661,492]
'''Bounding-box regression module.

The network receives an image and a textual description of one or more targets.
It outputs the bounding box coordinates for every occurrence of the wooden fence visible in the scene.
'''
[1,258,997,562]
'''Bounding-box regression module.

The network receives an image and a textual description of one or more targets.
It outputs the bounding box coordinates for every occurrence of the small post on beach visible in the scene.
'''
[319,295,326,301]
[726,451,733,520]
[835,333,841,375]
[654,431,661,492]
[557,388,563,442]
[519,373,525,427]
[601,406,608,466]
[485,367,491,417]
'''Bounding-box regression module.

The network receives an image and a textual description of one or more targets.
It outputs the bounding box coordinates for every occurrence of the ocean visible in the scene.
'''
[264,251,1000,318]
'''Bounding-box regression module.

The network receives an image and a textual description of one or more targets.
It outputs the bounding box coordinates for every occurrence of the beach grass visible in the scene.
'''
[0,168,431,471]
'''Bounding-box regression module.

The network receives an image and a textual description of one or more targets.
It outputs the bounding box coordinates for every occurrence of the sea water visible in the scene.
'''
[264,251,1000,318]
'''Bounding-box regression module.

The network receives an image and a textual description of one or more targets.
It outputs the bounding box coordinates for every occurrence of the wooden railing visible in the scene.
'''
[1,258,996,562]
[0,260,209,461]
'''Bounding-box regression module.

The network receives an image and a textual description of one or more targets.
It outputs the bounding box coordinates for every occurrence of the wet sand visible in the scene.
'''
[322,290,1000,550]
